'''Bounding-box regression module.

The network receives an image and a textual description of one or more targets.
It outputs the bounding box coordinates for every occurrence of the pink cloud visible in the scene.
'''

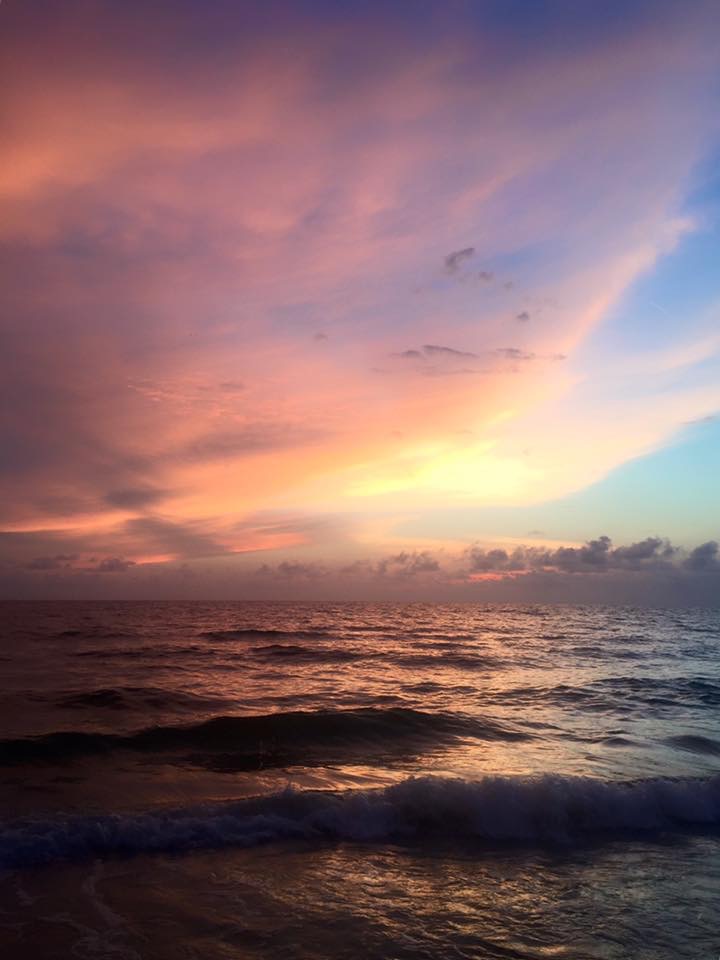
[1,0,718,578]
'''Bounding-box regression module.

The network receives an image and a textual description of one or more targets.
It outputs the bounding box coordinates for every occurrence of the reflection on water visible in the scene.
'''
[1,601,719,957]
[2,602,719,789]
[4,835,720,959]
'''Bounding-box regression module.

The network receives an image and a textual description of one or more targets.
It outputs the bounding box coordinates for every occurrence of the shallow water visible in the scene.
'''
[1,601,719,957]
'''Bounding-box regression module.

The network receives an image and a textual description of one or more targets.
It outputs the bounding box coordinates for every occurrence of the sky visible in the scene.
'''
[2,0,720,603]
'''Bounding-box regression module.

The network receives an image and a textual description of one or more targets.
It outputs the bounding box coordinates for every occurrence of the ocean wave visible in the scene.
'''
[249,644,368,663]
[201,628,329,642]
[665,734,720,756]
[492,676,720,712]
[231,642,493,667]
[53,629,132,641]
[3,773,719,869]
[0,708,529,770]
[56,687,230,712]
[388,653,503,670]
[74,644,208,659]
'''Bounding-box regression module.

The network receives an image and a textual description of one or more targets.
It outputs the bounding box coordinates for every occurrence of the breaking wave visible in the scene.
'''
[3,773,719,869]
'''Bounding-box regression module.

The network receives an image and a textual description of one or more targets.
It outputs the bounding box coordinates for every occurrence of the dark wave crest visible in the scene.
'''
[74,645,207,659]
[0,708,530,771]
[56,687,230,712]
[249,644,368,663]
[3,773,719,869]
[201,628,329,642]
[493,676,720,713]
[665,734,720,756]
[389,652,503,670]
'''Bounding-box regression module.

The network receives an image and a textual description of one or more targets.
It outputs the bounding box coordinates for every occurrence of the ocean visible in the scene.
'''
[1,601,719,959]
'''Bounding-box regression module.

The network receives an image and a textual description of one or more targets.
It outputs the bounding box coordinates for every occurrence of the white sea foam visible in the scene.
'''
[3,773,720,869]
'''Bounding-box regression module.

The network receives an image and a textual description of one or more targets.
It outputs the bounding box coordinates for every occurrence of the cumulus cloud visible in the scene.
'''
[340,551,441,580]
[683,540,719,571]
[3,532,720,602]
[255,560,327,579]
[466,547,526,573]
[378,551,441,577]
[613,537,675,562]
[466,535,679,576]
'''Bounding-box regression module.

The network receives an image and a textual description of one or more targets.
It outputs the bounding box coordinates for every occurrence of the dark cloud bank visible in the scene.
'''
[2,536,719,605]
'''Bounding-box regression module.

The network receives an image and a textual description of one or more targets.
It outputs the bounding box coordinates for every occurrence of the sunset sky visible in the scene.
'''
[2,0,720,602]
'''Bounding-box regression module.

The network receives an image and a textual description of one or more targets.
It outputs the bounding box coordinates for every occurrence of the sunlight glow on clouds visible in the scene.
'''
[1,0,719,599]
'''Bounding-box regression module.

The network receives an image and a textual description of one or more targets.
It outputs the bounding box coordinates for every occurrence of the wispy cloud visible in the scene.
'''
[422,344,479,360]
[444,247,475,274]
[1,0,719,589]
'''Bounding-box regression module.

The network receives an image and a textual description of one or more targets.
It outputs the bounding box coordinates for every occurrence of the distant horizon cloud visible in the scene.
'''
[4,534,719,605]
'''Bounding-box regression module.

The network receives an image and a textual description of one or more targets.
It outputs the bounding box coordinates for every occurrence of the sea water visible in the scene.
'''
[1,601,719,958]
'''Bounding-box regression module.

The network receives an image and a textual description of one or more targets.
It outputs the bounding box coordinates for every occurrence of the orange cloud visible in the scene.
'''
[1,0,719,577]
